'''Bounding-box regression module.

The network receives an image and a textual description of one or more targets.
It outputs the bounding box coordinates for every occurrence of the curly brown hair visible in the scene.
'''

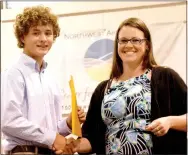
[14,5,60,48]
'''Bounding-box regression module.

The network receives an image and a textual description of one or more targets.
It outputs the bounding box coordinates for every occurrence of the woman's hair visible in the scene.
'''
[110,17,157,79]
[14,5,60,48]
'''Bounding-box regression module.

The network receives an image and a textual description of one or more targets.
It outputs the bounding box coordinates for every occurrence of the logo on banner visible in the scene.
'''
[84,39,114,81]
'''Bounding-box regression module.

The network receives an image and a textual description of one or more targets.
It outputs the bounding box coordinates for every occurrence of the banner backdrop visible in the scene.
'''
[44,22,185,115]
[1,11,186,116]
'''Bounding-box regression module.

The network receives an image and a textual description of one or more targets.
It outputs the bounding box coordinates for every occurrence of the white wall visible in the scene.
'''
[1,1,186,76]
[1,1,185,21]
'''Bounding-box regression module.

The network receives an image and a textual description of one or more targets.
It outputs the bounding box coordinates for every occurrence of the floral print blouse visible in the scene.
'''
[101,69,153,155]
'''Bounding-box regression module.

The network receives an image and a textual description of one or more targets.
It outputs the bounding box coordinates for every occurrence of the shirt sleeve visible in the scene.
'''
[57,119,72,136]
[1,68,56,147]
[54,82,72,136]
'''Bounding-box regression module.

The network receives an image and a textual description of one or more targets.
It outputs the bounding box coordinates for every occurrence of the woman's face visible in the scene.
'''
[117,26,148,66]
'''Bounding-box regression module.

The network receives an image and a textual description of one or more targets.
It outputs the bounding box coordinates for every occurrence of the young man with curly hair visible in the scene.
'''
[1,5,85,155]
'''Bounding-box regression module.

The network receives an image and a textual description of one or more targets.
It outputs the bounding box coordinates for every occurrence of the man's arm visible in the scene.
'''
[1,69,58,148]
[54,83,72,136]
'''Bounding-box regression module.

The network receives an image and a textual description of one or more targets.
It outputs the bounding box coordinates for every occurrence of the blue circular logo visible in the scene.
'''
[84,39,114,81]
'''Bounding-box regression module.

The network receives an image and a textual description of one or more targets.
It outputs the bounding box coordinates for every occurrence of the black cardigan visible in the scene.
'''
[82,67,187,154]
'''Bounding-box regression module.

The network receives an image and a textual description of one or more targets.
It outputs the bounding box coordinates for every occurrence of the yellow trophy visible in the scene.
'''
[69,75,82,137]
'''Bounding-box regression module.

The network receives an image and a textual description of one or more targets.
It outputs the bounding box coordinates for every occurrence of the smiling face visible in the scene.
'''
[22,24,54,61]
[117,25,148,66]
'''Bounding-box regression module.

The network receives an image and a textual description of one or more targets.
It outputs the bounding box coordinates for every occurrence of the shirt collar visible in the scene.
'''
[19,52,48,72]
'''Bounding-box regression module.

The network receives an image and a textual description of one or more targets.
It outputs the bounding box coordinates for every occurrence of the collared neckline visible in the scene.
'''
[19,52,48,72]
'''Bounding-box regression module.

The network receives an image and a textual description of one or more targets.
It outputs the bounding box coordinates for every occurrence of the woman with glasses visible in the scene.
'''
[64,17,187,155]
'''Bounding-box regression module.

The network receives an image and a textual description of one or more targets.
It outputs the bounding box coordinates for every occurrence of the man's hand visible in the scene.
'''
[52,134,66,154]
[66,106,86,129]
[77,106,86,124]
[62,137,79,154]
[53,137,80,154]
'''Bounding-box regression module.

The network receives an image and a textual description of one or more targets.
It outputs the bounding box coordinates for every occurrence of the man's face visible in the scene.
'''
[22,24,54,60]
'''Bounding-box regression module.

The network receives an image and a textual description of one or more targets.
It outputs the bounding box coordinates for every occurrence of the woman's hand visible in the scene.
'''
[145,116,171,137]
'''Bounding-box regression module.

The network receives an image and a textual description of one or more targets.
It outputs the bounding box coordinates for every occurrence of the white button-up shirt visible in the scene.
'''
[1,53,71,152]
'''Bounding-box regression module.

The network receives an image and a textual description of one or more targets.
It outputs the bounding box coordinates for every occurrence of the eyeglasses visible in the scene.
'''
[117,38,147,45]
